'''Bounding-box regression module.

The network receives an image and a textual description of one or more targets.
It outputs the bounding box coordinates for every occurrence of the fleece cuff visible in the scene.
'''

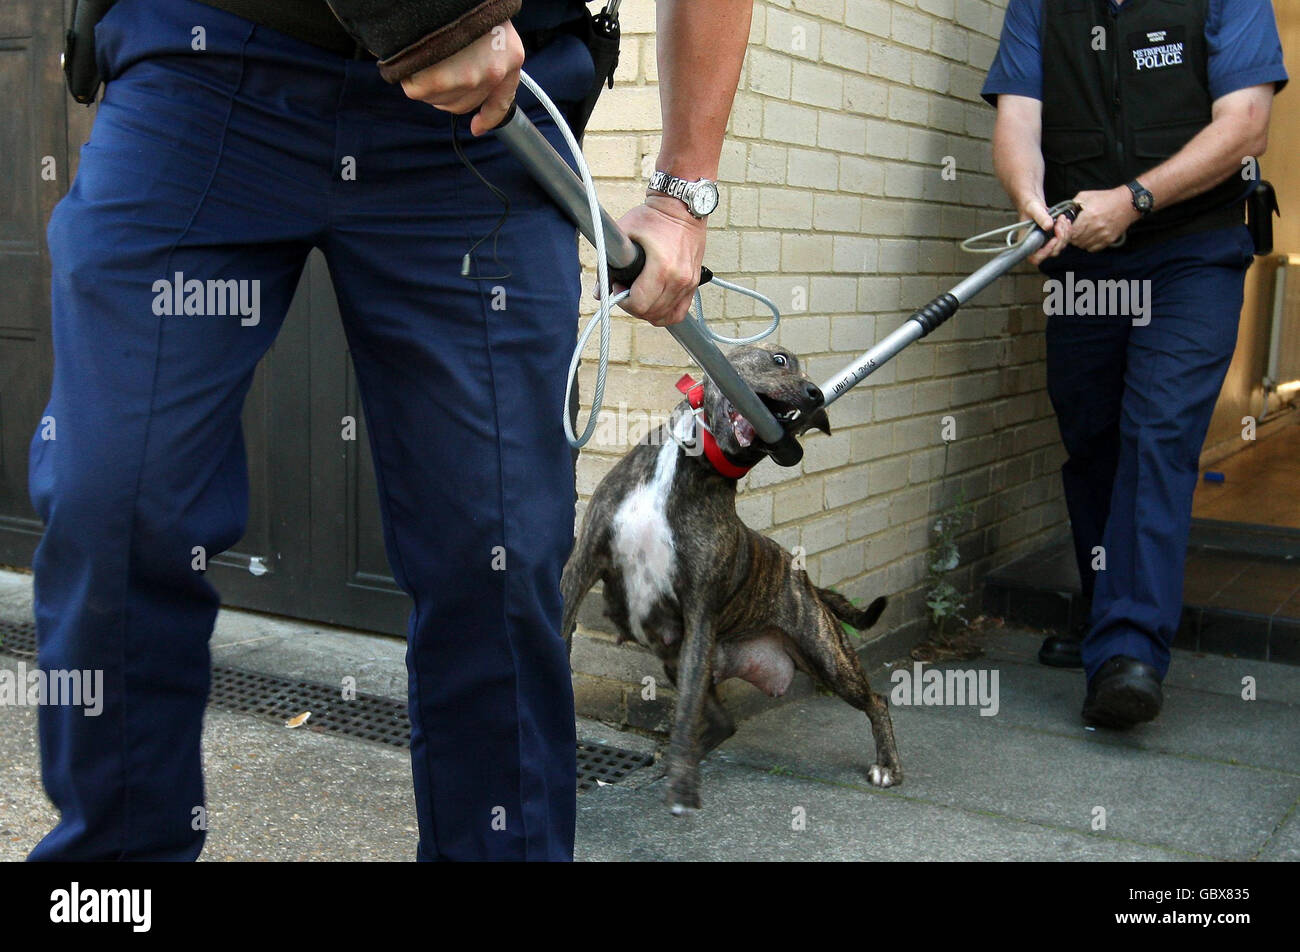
[326,0,522,83]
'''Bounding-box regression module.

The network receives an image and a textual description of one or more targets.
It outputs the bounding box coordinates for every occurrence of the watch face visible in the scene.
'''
[691,182,719,217]
[1131,184,1153,213]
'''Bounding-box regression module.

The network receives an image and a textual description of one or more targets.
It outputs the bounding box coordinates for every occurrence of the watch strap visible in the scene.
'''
[1126,180,1154,216]
[650,170,692,202]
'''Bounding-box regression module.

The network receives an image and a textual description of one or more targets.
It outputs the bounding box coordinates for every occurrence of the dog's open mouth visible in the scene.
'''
[725,396,803,448]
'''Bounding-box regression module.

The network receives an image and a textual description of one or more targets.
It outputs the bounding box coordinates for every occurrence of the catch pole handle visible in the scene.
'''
[606,241,713,291]
[1030,200,1080,241]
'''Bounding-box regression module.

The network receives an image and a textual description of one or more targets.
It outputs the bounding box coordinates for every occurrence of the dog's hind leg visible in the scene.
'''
[797,618,903,787]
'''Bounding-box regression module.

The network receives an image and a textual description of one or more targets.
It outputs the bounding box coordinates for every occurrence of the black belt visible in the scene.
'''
[1120,199,1245,252]
[194,0,374,58]
[195,0,584,62]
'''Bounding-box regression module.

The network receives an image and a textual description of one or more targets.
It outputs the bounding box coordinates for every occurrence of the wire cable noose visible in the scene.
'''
[515,70,782,449]
[959,200,1082,254]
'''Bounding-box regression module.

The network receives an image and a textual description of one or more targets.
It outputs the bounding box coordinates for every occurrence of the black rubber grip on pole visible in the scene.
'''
[607,243,646,286]
[607,241,714,289]
[912,292,960,337]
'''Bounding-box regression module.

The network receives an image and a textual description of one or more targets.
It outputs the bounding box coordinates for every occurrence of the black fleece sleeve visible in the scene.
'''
[325,0,523,83]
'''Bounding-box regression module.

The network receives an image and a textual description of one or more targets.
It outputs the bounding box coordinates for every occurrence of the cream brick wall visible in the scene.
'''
[570,0,1067,664]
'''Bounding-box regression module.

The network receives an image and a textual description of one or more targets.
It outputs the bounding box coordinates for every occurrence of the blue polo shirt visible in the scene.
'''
[981,0,1288,105]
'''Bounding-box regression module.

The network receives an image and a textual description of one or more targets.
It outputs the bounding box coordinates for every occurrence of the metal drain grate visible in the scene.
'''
[0,618,35,658]
[0,617,653,788]
[576,741,655,792]
[208,666,411,748]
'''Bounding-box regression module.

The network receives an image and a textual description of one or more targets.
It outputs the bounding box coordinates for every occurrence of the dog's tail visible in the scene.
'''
[818,589,886,631]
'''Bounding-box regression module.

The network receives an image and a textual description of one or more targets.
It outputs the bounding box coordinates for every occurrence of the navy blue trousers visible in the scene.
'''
[1042,226,1255,683]
[28,0,593,861]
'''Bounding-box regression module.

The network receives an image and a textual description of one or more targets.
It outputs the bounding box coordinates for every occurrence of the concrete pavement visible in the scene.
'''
[2,569,1296,861]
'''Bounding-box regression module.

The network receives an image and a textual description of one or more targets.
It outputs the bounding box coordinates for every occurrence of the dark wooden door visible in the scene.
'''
[203,252,411,636]
[0,0,411,637]
[0,0,63,565]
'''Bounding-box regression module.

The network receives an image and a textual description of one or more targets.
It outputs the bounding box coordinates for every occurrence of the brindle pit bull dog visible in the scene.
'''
[561,344,902,814]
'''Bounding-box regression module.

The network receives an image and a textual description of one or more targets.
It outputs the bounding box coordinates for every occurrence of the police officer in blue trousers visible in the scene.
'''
[982,0,1287,726]
[29,0,756,861]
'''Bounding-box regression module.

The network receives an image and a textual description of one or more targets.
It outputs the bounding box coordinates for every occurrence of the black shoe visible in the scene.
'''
[1038,622,1085,669]
[1082,656,1163,729]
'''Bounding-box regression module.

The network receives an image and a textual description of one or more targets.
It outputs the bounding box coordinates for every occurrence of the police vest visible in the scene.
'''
[1041,0,1245,245]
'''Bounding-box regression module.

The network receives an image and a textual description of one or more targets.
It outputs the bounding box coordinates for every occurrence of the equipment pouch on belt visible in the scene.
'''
[64,0,117,104]
[568,1,621,141]
[1247,180,1280,256]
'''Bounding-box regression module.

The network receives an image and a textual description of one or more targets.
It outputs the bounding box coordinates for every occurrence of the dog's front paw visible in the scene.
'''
[867,764,898,787]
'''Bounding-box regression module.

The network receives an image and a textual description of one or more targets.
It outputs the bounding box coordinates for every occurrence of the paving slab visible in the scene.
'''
[716,691,1299,860]
[1257,805,1300,861]
[0,659,417,862]
[980,627,1300,703]
[0,702,57,862]
[574,758,1191,862]
[887,654,1300,775]
[197,707,416,862]
[0,570,34,618]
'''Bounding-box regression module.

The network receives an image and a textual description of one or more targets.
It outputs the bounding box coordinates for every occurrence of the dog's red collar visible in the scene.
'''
[676,374,753,479]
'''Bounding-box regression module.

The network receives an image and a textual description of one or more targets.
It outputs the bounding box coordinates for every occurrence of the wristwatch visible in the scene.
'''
[648,170,720,219]
[1126,179,1155,217]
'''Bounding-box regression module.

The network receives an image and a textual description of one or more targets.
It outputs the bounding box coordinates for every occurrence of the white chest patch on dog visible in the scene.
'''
[611,418,688,644]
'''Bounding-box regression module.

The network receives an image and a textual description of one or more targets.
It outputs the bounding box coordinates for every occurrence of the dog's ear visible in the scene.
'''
[801,407,831,437]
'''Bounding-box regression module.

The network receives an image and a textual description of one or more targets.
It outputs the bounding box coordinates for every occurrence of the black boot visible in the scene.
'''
[1038,620,1085,669]
[1082,656,1163,729]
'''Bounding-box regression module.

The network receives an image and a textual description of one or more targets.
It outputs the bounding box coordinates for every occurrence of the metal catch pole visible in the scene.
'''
[494,105,806,466]
[818,212,1073,408]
